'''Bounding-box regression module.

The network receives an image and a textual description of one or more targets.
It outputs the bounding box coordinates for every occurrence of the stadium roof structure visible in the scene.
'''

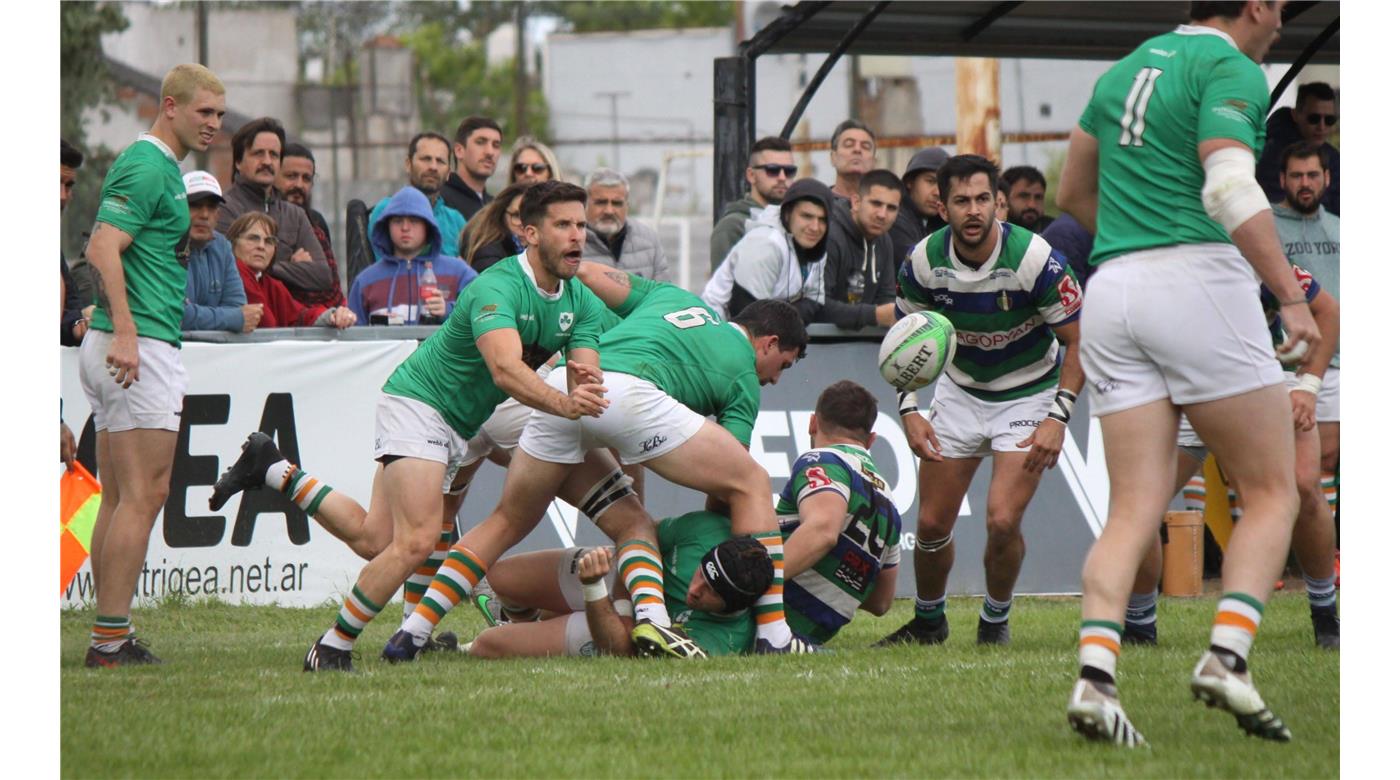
[713,0,1341,217]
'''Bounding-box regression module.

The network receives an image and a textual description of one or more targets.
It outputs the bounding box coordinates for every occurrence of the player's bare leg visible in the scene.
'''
[975,451,1046,644]
[875,458,978,646]
[1291,424,1338,648]
[304,457,446,671]
[1124,449,1205,645]
[1184,385,1296,741]
[1070,398,1177,746]
[86,428,176,667]
[644,420,807,652]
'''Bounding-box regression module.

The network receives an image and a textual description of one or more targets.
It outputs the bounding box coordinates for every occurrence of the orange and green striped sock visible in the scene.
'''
[90,614,131,653]
[320,585,384,651]
[753,532,794,647]
[1321,471,1338,515]
[1210,592,1264,662]
[618,539,669,627]
[277,465,334,516]
[1078,620,1122,683]
[402,546,486,643]
[403,516,455,620]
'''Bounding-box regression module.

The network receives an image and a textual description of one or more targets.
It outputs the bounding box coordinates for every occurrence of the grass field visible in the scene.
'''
[60,593,1338,778]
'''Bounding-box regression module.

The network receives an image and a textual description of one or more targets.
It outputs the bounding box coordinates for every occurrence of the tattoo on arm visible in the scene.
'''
[90,265,111,312]
[603,270,632,289]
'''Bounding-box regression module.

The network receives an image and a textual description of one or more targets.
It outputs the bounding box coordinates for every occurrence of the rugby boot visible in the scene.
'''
[1190,650,1292,741]
[1310,604,1340,650]
[631,619,707,659]
[1067,678,1148,748]
[84,637,162,669]
[210,432,283,510]
[872,614,949,647]
[303,640,354,672]
[976,617,1011,646]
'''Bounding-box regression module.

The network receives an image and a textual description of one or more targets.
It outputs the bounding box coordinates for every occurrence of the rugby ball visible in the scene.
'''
[878,310,957,391]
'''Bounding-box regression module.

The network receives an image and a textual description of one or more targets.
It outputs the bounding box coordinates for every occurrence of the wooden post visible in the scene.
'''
[955,58,1002,164]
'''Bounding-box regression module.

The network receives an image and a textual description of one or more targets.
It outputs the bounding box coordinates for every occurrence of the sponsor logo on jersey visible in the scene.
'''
[997,290,1013,312]
[956,318,1042,350]
[932,293,955,307]
[480,304,497,313]
[859,465,887,492]
[559,311,574,331]
[805,466,833,488]
[640,434,668,453]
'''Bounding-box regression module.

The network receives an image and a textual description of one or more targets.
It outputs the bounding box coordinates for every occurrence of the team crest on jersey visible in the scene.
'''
[559,311,574,331]
[997,290,1013,312]
[1058,276,1083,312]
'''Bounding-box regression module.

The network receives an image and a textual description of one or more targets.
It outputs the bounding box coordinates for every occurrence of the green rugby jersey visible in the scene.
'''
[657,510,755,656]
[598,274,761,447]
[89,136,190,346]
[897,223,1082,401]
[1080,24,1269,265]
[777,444,901,644]
[382,254,605,438]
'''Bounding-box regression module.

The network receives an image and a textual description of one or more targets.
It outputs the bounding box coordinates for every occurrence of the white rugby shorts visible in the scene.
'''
[463,395,534,466]
[519,367,705,465]
[927,374,1057,459]
[1081,244,1284,417]
[78,329,187,433]
[372,393,468,492]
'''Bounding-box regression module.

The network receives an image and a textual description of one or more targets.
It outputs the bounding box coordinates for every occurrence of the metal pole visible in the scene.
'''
[1268,17,1340,111]
[712,56,752,223]
[780,1,890,140]
[595,91,630,170]
[195,2,209,171]
[514,3,528,136]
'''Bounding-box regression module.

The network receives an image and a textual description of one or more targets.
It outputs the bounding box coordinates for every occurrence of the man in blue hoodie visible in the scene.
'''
[348,186,477,326]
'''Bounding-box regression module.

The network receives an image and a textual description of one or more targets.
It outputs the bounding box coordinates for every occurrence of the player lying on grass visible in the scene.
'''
[469,379,903,655]
[1126,264,1340,650]
[385,264,815,661]
[467,513,771,658]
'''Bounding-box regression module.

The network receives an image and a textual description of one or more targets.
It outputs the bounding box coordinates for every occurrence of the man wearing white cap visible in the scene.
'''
[181,171,260,333]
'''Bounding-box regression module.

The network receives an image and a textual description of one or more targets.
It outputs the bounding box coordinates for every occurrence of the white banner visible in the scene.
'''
[61,340,418,607]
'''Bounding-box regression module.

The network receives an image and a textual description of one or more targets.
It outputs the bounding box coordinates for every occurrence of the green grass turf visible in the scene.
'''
[60,593,1338,778]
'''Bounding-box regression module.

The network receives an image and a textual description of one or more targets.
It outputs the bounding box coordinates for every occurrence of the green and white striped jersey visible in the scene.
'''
[896,223,1082,402]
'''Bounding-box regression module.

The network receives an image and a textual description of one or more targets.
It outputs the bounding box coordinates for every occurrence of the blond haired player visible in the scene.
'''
[80,64,226,667]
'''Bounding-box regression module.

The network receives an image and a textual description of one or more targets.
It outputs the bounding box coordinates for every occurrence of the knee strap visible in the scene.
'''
[578,468,636,521]
[916,533,953,553]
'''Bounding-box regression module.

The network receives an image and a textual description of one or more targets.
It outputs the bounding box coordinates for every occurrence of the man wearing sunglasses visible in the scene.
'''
[1257,81,1340,215]
[710,136,796,272]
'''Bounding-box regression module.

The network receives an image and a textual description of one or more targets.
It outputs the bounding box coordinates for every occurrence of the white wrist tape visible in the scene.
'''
[582,579,609,602]
[1292,373,1323,396]
[1201,146,1270,234]
[898,391,921,416]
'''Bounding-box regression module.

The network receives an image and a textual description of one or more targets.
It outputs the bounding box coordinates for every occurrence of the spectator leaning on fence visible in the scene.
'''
[508,136,560,185]
[461,181,530,273]
[369,132,469,258]
[275,143,345,308]
[180,171,257,333]
[61,139,92,346]
[229,212,354,330]
[442,116,502,223]
[580,168,671,281]
[711,136,795,272]
[819,168,902,329]
[829,119,876,201]
[349,186,476,326]
[703,177,832,322]
[217,117,335,303]
[890,147,950,264]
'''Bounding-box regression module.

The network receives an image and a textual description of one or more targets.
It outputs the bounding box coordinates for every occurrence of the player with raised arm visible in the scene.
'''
[875,154,1084,648]
[388,264,815,660]
[1057,0,1320,746]
[213,181,615,672]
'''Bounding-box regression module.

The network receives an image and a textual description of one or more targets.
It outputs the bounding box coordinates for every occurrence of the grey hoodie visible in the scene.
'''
[710,195,763,272]
[819,195,897,329]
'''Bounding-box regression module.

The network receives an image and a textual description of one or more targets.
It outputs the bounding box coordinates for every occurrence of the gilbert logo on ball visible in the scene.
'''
[878,310,957,391]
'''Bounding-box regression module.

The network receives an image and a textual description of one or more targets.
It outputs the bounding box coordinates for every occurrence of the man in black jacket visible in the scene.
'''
[818,169,903,329]
[890,148,949,264]
[442,116,501,223]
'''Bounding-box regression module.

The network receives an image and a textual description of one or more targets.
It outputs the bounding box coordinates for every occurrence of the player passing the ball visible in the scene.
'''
[876,154,1084,648]
[1057,0,1320,746]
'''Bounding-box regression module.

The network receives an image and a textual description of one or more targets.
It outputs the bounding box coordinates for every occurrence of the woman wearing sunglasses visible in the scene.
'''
[507,136,561,185]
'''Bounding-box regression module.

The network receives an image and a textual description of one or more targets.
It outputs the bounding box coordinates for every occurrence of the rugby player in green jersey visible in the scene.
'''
[879,154,1085,649]
[393,263,816,658]
[212,182,629,672]
[1057,0,1321,745]
[81,64,226,668]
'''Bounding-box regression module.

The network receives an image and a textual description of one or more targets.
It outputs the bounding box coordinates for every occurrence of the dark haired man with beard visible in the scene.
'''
[274,143,344,307]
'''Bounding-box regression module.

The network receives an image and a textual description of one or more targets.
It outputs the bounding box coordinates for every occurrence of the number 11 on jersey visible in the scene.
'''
[1119,66,1164,147]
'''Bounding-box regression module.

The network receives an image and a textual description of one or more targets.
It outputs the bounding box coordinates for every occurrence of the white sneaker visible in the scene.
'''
[1067,678,1148,748]
[1190,650,1292,741]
